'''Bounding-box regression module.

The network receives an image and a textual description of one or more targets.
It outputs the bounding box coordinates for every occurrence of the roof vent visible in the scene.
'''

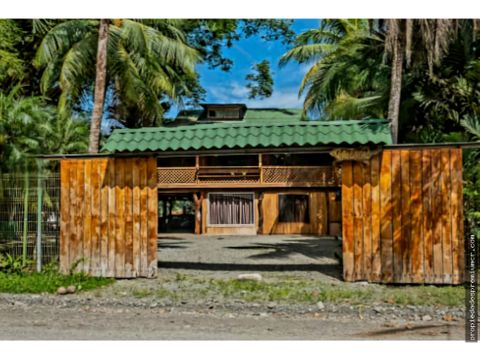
[200,104,247,121]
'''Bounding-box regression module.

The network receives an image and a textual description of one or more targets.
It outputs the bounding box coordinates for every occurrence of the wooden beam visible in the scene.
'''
[193,192,203,235]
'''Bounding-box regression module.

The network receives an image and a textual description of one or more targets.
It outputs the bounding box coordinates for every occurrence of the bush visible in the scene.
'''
[0,253,29,274]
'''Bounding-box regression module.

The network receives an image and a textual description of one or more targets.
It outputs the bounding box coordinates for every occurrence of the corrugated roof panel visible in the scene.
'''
[102,118,392,153]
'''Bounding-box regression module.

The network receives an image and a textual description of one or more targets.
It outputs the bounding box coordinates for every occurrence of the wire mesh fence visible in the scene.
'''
[0,170,60,269]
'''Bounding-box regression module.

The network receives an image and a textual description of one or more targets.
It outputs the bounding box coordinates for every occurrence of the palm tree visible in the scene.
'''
[280,19,387,119]
[34,19,201,153]
[282,19,464,143]
[89,19,109,153]
[384,19,459,143]
[0,86,53,172]
[0,86,89,171]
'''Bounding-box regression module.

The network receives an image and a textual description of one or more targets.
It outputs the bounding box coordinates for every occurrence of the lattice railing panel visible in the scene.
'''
[198,177,260,184]
[262,166,338,186]
[158,167,197,184]
[157,166,339,186]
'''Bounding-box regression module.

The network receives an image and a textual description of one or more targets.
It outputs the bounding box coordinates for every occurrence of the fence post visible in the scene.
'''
[36,160,43,272]
[22,167,29,267]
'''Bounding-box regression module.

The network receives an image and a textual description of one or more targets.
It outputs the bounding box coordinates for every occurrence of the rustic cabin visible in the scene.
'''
[102,104,390,237]
[58,103,465,284]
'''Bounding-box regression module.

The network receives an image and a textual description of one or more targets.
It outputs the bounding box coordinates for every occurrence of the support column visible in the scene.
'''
[193,192,203,235]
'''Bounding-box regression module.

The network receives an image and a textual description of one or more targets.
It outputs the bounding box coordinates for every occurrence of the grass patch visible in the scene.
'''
[155,274,465,307]
[204,280,464,306]
[0,271,114,294]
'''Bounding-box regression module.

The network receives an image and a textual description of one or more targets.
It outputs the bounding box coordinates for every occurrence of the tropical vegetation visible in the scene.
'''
[0,18,478,237]
[280,18,480,237]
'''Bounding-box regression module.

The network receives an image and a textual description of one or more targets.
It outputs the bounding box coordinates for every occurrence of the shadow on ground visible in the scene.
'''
[225,238,340,261]
[157,234,343,280]
[158,261,341,278]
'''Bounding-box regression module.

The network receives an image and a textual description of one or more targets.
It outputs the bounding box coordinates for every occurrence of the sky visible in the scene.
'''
[90,19,320,132]
[193,19,320,110]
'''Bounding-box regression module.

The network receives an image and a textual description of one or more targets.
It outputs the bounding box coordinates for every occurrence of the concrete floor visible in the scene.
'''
[157,234,342,280]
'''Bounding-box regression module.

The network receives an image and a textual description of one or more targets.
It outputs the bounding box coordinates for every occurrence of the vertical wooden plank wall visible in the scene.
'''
[60,158,158,278]
[260,190,331,235]
[341,148,464,284]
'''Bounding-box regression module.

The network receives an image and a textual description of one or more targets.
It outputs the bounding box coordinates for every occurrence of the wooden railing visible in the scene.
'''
[157,165,339,187]
[262,166,337,185]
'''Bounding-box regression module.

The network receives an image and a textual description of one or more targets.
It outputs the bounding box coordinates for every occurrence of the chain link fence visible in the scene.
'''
[0,170,60,269]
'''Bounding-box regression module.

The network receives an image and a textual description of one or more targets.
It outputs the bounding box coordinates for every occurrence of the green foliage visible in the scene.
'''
[0,87,88,173]
[0,254,30,274]
[183,19,294,72]
[246,60,274,99]
[34,19,201,128]
[0,86,56,171]
[0,20,25,90]
[280,19,388,118]
[124,273,464,307]
[0,270,114,294]
[461,115,480,240]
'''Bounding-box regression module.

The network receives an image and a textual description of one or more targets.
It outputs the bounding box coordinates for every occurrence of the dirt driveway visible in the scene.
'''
[0,235,466,340]
[158,234,342,280]
[0,302,464,340]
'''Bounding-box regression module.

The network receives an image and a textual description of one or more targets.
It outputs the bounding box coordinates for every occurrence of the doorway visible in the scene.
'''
[158,194,195,233]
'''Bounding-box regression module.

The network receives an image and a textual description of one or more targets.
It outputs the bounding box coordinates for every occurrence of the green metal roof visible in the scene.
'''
[166,108,305,126]
[102,109,392,153]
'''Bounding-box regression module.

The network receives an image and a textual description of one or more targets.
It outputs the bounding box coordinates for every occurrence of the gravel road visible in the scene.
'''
[0,301,464,340]
[0,235,467,340]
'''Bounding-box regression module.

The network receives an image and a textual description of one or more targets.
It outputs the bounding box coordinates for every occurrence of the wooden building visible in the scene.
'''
[102,105,392,237]
[58,104,465,284]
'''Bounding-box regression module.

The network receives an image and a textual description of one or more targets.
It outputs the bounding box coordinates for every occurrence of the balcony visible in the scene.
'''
[157,165,340,188]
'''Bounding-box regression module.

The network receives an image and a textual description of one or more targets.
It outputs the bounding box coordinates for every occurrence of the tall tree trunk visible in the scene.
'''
[387,31,404,144]
[89,19,109,153]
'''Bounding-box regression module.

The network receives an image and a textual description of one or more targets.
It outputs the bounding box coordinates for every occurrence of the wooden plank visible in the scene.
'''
[75,160,86,273]
[124,159,134,278]
[193,192,202,235]
[206,226,257,235]
[59,160,71,273]
[318,192,328,235]
[410,150,424,283]
[379,150,393,283]
[431,149,443,283]
[309,191,317,234]
[263,192,278,234]
[139,159,148,277]
[341,161,354,281]
[114,159,126,278]
[98,160,109,277]
[106,159,116,277]
[352,162,364,280]
[201,193,207,234]
[422,150,434,283]
[441,148,453,283]
[82,160,91,274]
[90,160,101,276]
[328,190,342,222]
[68,161,78,272]
[257,192,263,234]
[362,160,372,281]
[450,149,463,284]
[147,158,158,278]
[370,154,381,282]
[132,158,141,277]
[391,150,402,282]
[399,150,411,283]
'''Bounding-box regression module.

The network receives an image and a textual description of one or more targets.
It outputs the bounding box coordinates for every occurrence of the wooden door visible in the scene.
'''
[341,148,464,284]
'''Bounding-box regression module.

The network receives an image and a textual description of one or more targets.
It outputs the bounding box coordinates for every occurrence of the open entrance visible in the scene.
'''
[158,194,195,233]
